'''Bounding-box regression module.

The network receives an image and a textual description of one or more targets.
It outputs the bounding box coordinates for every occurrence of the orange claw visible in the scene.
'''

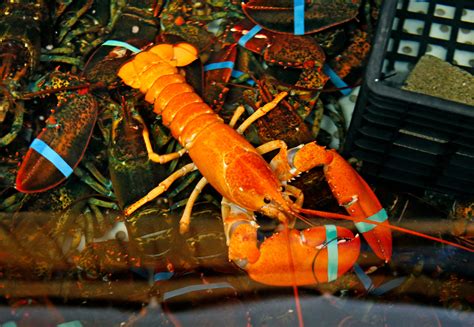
[229,223,360,286]
[291,143,392,262]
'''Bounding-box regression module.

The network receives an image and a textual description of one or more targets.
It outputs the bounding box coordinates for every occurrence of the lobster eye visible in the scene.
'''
[263,197,271,204]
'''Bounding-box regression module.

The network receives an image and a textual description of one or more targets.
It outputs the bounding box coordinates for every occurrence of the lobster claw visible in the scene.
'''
[288,143,392,261]
[323,151,392,262]
[223,199,360,286]
[16,91,97,193]
[270,142,392,262]
[231,18,325,70]
[241,0,361,35]
[243,225,360,286]
[202,43,238,111]
[343,174,392,262]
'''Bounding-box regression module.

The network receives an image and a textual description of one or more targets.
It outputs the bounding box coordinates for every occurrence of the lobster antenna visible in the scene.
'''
[297,207,474,253]
[279,210,305,327]
[289,206,355,226]
[20,82,104,99]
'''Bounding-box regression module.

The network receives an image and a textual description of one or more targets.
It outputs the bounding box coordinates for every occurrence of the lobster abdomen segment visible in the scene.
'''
[118,45,221,148]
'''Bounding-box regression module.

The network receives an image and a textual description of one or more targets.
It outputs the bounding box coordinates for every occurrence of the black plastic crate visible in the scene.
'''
[344,0,474,195]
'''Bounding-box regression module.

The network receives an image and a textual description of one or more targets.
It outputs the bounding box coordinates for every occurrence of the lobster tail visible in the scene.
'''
[118,43,198,89]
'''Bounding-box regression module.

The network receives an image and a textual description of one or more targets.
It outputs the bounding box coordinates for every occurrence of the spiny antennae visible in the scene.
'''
[287,209,316,227]
[290,207,354,225]
[297,207,474,253]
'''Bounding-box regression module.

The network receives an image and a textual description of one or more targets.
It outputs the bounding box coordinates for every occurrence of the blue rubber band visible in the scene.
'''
[371,277,406,296]
[353,263,374,291]
[131,267,174,281]
[354,263,405,295]
[238,25,263,47]
[204,61,235,71]
[102,40,142,53]
[231,70,244,78]
[163,282,234,301]
[154,271,174,281]
[354,208,388,234]
[294,0,305,35]
[325,225,338,282]
[231,70,256,86]
[30,138,73,178]
[323,64,352,96]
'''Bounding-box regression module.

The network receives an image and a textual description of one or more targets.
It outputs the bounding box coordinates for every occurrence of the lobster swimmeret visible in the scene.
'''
[117,42,394,286]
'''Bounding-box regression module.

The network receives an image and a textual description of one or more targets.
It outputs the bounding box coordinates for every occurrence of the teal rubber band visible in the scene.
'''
[102,40,142,53]
[325,225,338,282]
[30,138,73,178]
[2,322,18,327]
[354,208,388,234]
[57,321,83,327]
[294,0,305,35]
[204,61,235,71]
[371,277,406,296]
[163,282,234,301]
[238,25,263,47]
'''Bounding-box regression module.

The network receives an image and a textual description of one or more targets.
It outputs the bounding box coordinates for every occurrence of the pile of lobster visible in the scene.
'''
[1,0,472,309]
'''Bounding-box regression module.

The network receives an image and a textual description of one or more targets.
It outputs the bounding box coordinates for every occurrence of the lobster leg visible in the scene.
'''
[284,184,304,209]
[229,105,246,128]
[73,166,114,197]
[133,113,188,164]
[124,163,197,216]
[179,176,208,234]
[269,142,392,261]
[222,198,361,286]
[82,160,112,192]
[0,101,24,147]
[235,92,287,134]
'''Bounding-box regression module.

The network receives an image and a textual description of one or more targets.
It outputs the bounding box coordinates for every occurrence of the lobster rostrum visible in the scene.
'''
[115,42,399,286]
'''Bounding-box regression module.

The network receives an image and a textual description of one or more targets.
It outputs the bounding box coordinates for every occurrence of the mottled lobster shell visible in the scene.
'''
[16,92,97,193]
[232,18,325,69]
[203,43,238,111]
[242,0,361,35]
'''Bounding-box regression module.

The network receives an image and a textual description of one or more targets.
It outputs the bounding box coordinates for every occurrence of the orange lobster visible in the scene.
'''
[116,43,470,286]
